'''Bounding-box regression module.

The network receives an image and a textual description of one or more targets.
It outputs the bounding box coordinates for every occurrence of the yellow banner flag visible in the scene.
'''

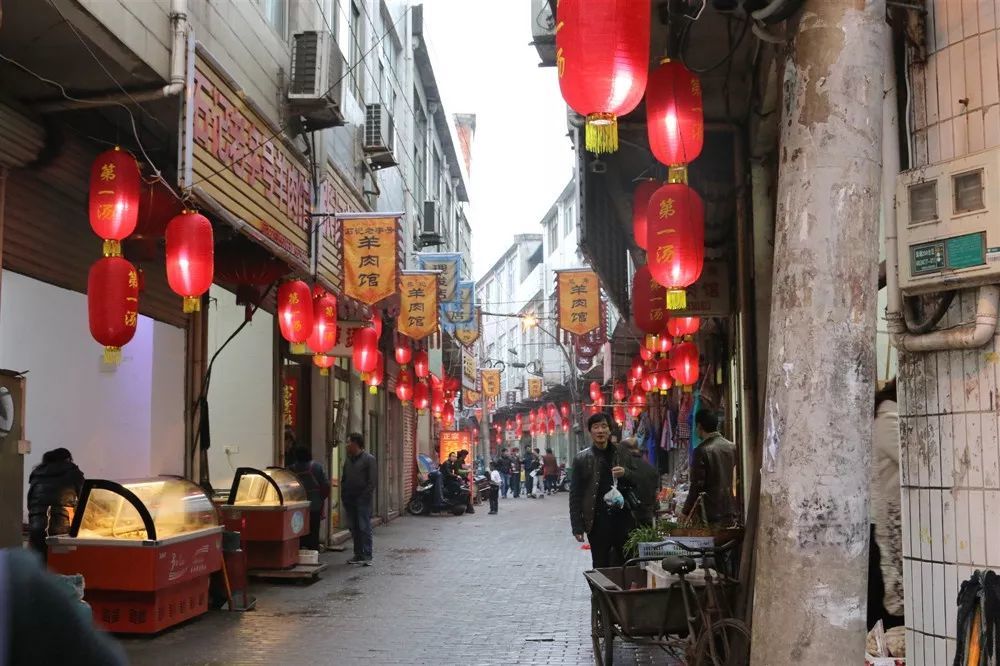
[463,389,481,406]
[528,377,543,399]
[557,269,601,337]
[455,307,481,347]
[342,216,398,305]
[398,272,438,340]
[481,368,502,398]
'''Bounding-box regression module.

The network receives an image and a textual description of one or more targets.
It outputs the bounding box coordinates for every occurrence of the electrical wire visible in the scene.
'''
[679,13,751,75]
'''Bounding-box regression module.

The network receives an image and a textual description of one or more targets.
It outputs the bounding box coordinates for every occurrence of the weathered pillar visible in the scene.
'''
[750,1,885,662]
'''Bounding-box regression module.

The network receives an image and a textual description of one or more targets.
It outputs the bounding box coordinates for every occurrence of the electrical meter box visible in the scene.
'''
[896,147,1000,295]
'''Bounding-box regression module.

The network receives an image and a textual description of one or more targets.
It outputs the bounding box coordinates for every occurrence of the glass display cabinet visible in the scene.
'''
[221,467,311,569]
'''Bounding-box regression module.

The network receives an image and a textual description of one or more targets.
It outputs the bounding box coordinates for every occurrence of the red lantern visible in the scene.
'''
[313,354,335,376]
[278,280,315,354]
[556,0,650,154]
[631,389,647,409]
[88,256,140,364]
[413,350,429,379]
[546,403,557,419]
[516,413,524,430]
[588,403,601,416]
[370,311,383,339]
[366,352,385,394]
[640,346,654,362]
[655,358,674,394]
[431,388,445,418]
[395,369,414,403]
[165,211,214,313]
[445,376,462,393]
[630,358,645,381]
[641,374,655,393]
[670,342,700,389]
[547,419,556,436]
[646,59,705,167]
[613,406,626,425]
[657,334,673,356]
[414,381,430,412]
[352,325,379,374]
[667,316,701,341]
[594,394,605,408]
[589,381,602,401]
[89,148,141,257]
[214,241,289,311]
[646,183,704,309]
[560,402,571,419]
[307,291,338,356]
[632,179,661,251]
[612,382,626,403]
[442,402,455,427]
[395,340,413,365]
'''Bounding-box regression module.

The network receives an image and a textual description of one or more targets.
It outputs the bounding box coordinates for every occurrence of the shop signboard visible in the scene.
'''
[527,377,543,399]
[556,269,601,338]
[481,368,502,398]
[341,215,400,305]
[439,430,471,463]
[454,307,481,347]
[461,348,477,390]
[398,271,439,340]
[673,259,732,317]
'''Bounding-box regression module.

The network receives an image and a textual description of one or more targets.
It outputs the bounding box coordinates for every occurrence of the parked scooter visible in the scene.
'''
[557,464,571,493]
[406,454,470,516]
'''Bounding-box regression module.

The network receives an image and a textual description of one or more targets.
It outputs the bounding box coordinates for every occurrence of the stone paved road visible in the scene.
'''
[122,494,673,665]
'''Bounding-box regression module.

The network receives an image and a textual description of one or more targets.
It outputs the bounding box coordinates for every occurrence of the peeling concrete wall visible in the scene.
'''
[899,3,1000,662]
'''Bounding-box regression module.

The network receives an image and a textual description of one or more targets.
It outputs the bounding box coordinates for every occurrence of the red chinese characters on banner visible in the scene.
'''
[341,217,399,305]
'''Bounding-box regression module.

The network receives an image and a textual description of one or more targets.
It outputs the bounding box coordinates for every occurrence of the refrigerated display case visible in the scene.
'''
[220,467,310,569]
[47,477,223,634]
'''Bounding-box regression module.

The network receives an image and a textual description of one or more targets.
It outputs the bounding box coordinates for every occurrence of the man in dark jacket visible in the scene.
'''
[623,438,659,527]
[570,413,637,568]
[288,445,330,551]
[509,447,523,498]
[682,409,737,525]
[522,448,538,497]
[342,433,377,566]
[495,448,512,498]
[27,448,85,560]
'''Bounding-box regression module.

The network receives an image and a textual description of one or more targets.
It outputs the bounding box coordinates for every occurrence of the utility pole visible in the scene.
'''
[750,1,885,663]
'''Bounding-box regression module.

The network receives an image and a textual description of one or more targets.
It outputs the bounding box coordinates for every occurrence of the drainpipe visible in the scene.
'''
[37,0,188,112]
[882,29,1000,353]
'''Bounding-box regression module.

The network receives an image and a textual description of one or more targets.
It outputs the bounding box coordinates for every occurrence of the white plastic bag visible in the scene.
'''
[604,478,625,509]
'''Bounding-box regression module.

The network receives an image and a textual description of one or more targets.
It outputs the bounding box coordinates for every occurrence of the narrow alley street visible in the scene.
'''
[122,496,666,665]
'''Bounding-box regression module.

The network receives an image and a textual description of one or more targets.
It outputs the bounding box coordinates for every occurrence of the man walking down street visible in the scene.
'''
[542,448,559,495]
[509,447,523,498]
[570,413,637,568]
[342,433,377,566]
[522,448,537,498]
[682,410,737,525]
[496,448,512,498]
[622,438,659,527]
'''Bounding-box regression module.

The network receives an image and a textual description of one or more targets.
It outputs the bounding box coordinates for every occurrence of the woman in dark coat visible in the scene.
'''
[27,448,84,559]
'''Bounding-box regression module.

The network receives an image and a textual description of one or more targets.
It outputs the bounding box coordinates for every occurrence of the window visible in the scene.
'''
[565,201,575,236]
[414,94,427,204]
[908,181,937,225]
[260,0,288,36]
[954,170,985,214]
[506,260,515,298]
[349,1,364,102]
[547,220,559,253]
[432,148,442,201]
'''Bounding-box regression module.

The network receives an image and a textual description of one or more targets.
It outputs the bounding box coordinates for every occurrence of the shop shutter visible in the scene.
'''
[402,402,415,499]
[3,137,188,328]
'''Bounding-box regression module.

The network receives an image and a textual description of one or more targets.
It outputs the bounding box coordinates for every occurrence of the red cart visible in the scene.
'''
[47,477,223,634]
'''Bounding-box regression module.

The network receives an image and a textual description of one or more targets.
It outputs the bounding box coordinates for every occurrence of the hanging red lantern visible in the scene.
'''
[413,349,429,379]
[414,381,430,413]
[631,389,647,409]
[165,211,214,313]
[632,179,661,251]
[516,413,524,430]
[277,280,314,354]
[307,290,338,356]
[366,352,384,394]
[214,241,289,311]
[655,358,674,394]
[352,325,379,375]
[647,183,704,310]
[395,369,414,403]
[442,402,455,427]
[560,402,571,419]
[646,59,705,168]
[594,394,605,408]
[395,339,413,365]
[588,403,601,416]
[556,0,650,154]
[431,389,445,419]
[88,256,139,364]
[506,419,514,432]
[657,334,673,356]
[633,265,669,335]
[547,419,556,436]
[313,354,336,376]
[589,381,602,401]
[630,358,645,381]
[640,347,654,362]
[612,382,626,403]
[546,402,557,419]
[667,316,701,341]
[613,406,626,425]
[445,376,462,394]
[370,311,383,339]
[562,420,570,433]
[670,342,700,390]
[89,148,141,257]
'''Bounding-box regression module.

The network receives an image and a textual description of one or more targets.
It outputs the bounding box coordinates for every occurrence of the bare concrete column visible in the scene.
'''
[750,1,885,663]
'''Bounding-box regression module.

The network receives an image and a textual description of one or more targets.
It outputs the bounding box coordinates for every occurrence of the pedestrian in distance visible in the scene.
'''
[569,413,638,569]
[342,433,377,566]
[622,437,659,527]
[456,449,475,514]
[26,447,85,561]
[522,447,537,498]
[532,448,546,498]
[509,447,523,498]
[542,448,559,495]
[488,461,502,514]
[287,445,331,551]
[496,447,512,498]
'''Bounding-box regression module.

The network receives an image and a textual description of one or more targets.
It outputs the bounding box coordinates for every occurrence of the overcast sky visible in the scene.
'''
[421,0,574,280]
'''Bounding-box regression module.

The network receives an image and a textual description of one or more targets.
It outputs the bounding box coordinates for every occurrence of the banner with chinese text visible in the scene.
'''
[463,389,481,407]
[341,216,399,305]
[481,368,501,398]
[439,430,472,463]
[462,348,477,390]
[398,272,439,340]
[556,269,601,339]
[444,280,475,325]
[527,377,543,399]
[417,252,462,302]
[454,307,481,347]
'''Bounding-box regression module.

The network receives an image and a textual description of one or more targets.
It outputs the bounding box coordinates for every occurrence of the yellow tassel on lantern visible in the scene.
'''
[667,165,688,184]
[320,368,330,377]
[645,334,658,351]
[683,384,693,393]
[369,385,378,395]
[182,296,201,313]
[290,342,306,355]
[103,240,122,257]
[585,113,618,154]
[666,289,687,310]
[103,346,122,365]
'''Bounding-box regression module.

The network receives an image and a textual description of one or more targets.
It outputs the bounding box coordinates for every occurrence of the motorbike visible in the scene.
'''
[557,464,571,492]
[406,454,470,516]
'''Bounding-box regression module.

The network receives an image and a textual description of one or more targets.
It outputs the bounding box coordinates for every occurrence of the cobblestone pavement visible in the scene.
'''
[122,494,675,665]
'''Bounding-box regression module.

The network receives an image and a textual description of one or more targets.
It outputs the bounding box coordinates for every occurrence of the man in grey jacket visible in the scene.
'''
[342,432,377,566]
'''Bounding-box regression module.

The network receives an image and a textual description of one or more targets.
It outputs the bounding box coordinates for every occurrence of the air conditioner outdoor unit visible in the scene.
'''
[419,200,443,248]
[364,103,398,170]
[896,147,1000,295]
[288,31,346,130]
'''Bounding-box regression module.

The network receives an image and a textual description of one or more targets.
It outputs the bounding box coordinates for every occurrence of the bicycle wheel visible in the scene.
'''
[590,595,615,666]
[692,618,750,666]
